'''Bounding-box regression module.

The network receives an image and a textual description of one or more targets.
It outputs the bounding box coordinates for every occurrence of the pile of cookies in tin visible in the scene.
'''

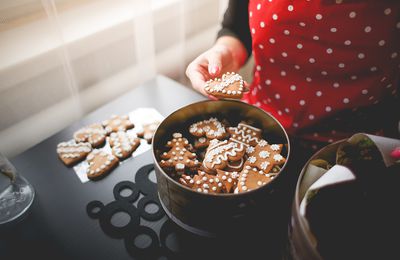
[158,118,286,194]
[56,115,159,180]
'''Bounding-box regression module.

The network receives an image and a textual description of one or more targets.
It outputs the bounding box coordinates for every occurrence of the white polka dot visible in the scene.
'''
[265,79,271,85]
[316,91,322,97]
[386,84,393,88]
[275,94,280,99]
[397,22,400,29]
[338,63,345,68]
[257,3,261,10]
[281,71,286,76]
[357,53,365,59]
[299,100,306,106]
[297,43,303,49]
[381,76,387,82]
[384,8,391,15]
[336,0,343,3]
[278,110,283,116]
[290,85,296,91]
[364,26,372,33]
[288,5,294,11]
[282,52,288,57]
[321,71,328,76]
[325,106,332,112]
[306,77,312,82]
[260,21,265,28]
[333,82,340,88]
[369,96,374,101]
[269,38,275,44]
[313,35,319,41]
[299,22,306,27]
[249,11,252,18]
[378,40,385,46]
[370,66,377,72]
[326,48,333,54]
[316,14,323,20]
[328,139,334,143]
[362,89,368,94]
[259,44,264,49]
[252,28,256,34]
[284,29,290,35]
[272,14,278,20]
[351,75,357,80]
[294,65,300,70]
[269,58,275,63]
[349,11,356,18]
[293,123,299,128]
[309,114,315,120]
[391,52,398,59]
[330,27,337,33]
[256,65,262,71]
[344,40,352,45]
[343,98,350,104]
[285,108,290,113]
[309,58,316,63]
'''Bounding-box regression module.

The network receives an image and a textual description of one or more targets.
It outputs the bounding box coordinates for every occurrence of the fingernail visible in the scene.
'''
[391,148,400,159]
[211,65,219,75]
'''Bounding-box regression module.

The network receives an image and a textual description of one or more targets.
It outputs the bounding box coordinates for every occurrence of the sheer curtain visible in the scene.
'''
[0,0,228,157]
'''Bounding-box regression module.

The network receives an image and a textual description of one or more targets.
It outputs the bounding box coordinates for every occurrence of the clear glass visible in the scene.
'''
[0,153,35,225]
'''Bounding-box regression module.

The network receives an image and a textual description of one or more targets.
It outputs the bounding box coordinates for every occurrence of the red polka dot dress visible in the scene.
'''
[243,0,400,146]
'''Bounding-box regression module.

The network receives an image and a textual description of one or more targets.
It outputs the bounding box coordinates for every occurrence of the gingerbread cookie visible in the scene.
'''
[74,123,107,148]
[189,117,227,140]
[224,157,245,172]
[203,139,246,172]
[86,149,119,180]
[190,171,224,194]
[235,165,275,193]
[137,121,160,144]
[204,72,246,99]
[179,174,195,189]
[216,169,239,193]
[159,133,200,173]
[193,137,210,149]
[102,115,134,134]
[109,131,141,159]
[57,140,92,166]
[228,122,262,147]
[245,139,286,173]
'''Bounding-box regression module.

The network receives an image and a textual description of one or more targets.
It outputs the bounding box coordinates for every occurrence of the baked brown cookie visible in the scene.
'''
[189,117,227,140]
[102,115,134,134]
[223,157,245,172]
[216,169,239,193]
[203,139,246,173]
[57,140,92,166]
[204,72,246,99]
[191,171,224,194]
[245,139,286,173]
[228,122,262,147]
[193,137,210,149]
[179,174,195,188]
[109,131,141,159]
[137,121,160,144]
[235,165,275,193]
[159,133,200,174]
[74,123,107,148]
[86,149,119,180]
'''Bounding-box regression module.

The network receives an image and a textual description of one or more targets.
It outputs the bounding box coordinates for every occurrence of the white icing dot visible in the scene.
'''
[316,91,322,97]
[358,53,365,59]
[269,38,276,44]
[259,44,264,49]
[290,85,296,91]
[362,89,368,95]
[316,14,323,20]
[384,8,391,15]
[344,40,351,45]
[275,93,280,99]
[284,30,290,35]
[309,58,316,63]
[288,5,294,11]
[349,11,356,18]
[265,79,272,85]
[299,100,306,106]
[343,98,350,104]
[378,40,385,46]
[325,106,332,112]
[299,22,306,27]
[326,48,333,54]
[260,21,265,28]
[313,35,319,41]
[330,27,337,33]
[272,14,278,20]
[282,52,288,57]
[364,26,372,33]
[309,114,315,120]
[338,63,345,68]
[297,43,303,49]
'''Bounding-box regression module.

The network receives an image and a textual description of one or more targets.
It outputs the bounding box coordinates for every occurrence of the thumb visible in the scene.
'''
[207,51,222,77]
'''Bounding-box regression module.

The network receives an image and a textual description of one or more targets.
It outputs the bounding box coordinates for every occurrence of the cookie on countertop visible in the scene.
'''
[204,72,247,99]
[86,149,119,180]
[137,121,160,144]
[74,123,107,148]
[102,115,134,134]
[109,131,141,160]
[57,140,92,166]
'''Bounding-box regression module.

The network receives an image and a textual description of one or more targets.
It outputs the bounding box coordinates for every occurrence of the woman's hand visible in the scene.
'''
[186,36,248,97]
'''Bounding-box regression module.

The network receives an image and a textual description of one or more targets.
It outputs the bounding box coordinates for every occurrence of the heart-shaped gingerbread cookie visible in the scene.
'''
[204,72,247,99]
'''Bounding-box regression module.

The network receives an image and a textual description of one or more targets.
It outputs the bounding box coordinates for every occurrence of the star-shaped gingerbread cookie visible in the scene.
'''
[102,115,134,134]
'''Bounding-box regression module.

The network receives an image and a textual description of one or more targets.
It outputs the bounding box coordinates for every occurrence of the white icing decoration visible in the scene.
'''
[259,151,270,159]
[270,144,280,151]
[248,156,257,163]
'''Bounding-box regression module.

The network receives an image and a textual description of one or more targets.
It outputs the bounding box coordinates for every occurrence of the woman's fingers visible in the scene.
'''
[207,50,222,77]
[186,61,208,96]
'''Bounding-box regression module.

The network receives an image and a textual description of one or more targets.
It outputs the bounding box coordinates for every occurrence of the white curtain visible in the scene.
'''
[0,0,228,157]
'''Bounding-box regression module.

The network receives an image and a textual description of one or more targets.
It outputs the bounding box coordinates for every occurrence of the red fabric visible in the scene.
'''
[244,0,400,143]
